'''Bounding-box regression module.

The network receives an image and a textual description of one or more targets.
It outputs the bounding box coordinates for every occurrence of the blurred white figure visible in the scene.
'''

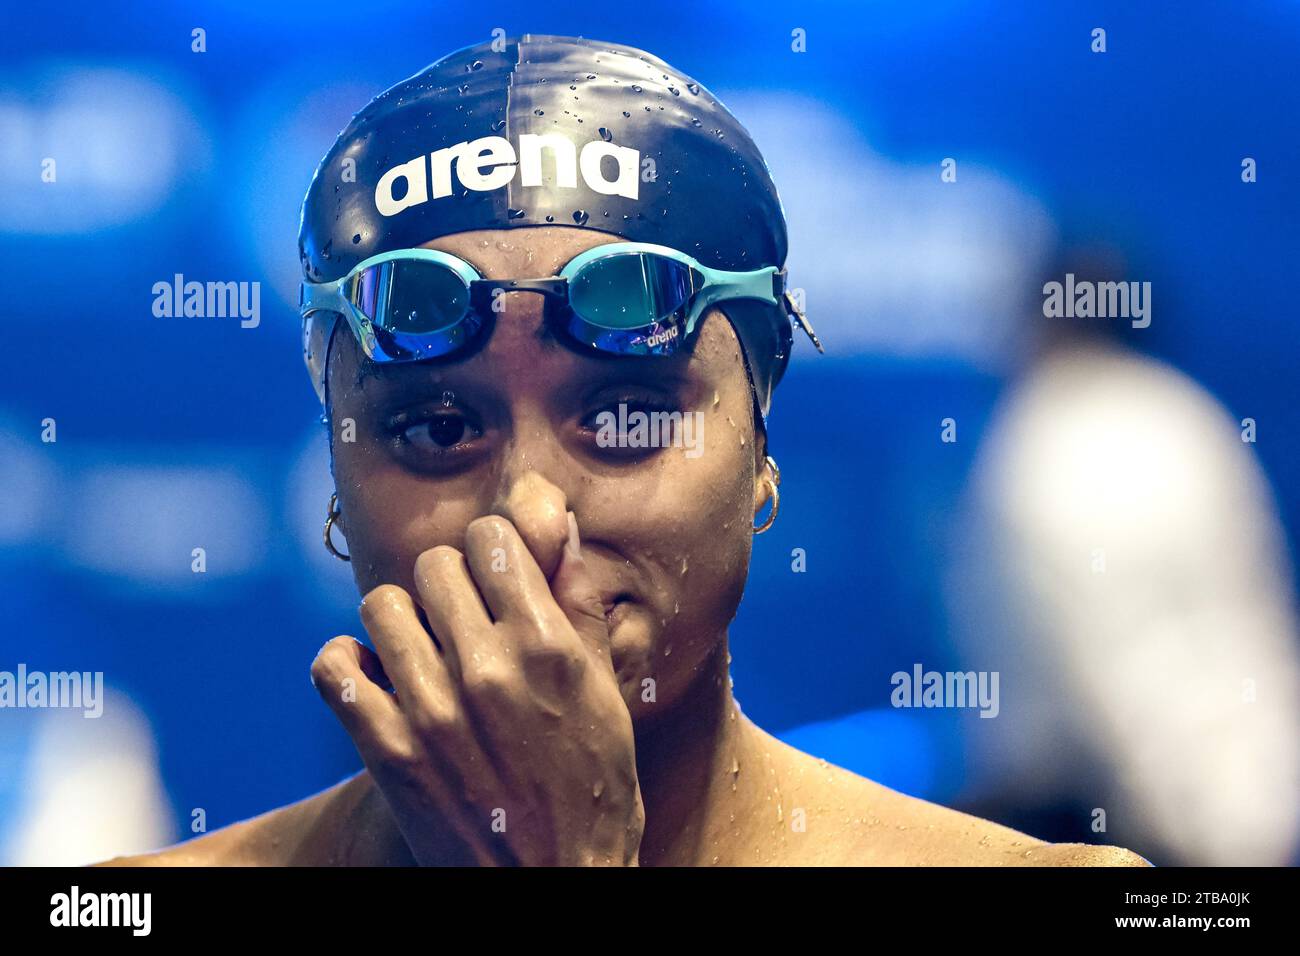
[952,342,1300,865]
[5,689,176,865]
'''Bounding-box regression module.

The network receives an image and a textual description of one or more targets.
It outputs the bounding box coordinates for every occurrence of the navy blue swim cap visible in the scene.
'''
[299,34,806,417]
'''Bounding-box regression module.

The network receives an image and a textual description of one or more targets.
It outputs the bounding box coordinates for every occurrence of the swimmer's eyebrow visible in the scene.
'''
[352,355,387,389]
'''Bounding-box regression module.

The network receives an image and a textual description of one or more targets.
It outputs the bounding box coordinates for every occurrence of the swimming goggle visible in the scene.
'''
[299,241,821,404]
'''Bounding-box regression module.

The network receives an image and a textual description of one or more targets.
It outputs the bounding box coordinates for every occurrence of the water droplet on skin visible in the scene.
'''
[680,557,688,575]
[663,644,672,657]
[593,780,604,799]
[441,390,455,407]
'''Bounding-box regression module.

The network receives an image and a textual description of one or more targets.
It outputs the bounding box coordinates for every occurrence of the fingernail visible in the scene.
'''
[566,510,582,560]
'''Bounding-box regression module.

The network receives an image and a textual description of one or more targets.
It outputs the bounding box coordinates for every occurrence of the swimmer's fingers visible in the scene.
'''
[461,511,612,666]
[412,545,493,685]
[310,635,405,747]
[311,632,497,866]
[359,584,459,729]
[463,515,575,642]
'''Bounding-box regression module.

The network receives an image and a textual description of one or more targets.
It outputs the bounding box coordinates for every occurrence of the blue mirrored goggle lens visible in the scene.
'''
[569,252,698,330]
[350,259,470,334]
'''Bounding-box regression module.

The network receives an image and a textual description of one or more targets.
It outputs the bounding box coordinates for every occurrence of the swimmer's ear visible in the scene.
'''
[751,414,769,483]
[753,453,776,514]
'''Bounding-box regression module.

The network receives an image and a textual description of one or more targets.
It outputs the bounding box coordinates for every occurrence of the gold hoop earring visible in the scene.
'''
[753,455,781,535]
[324,493,351,562]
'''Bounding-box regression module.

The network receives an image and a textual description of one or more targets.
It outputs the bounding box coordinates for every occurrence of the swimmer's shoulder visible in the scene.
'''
[857,784,1151,867]
[1026,842,1152,867]
[768,734,1150,867]
[94,814,266,867]
[94,772,413,867]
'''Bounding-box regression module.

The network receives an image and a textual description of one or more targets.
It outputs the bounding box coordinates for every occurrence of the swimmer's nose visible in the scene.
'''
[490,471,571,579]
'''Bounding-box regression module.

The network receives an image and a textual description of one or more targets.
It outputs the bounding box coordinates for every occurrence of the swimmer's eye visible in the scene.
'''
[386,407,484,469]
[580,393,676,430]
[580,392,684,458]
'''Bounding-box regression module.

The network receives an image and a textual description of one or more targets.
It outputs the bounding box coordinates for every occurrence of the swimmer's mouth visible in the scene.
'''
[603,594,633,627]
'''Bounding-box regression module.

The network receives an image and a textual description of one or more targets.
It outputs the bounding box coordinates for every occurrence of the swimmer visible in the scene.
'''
[102,35,1149,867]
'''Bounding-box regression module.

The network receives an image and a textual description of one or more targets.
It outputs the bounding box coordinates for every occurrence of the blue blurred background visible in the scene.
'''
[3,1,1298,865]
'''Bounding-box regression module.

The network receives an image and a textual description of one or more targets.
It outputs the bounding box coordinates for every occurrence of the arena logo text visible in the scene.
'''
[375,133,641,217]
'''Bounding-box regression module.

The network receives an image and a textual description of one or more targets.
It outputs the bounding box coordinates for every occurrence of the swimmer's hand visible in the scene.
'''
[309,506,643,866]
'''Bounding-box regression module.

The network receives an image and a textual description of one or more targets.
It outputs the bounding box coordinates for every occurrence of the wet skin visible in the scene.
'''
[101,227,1150,867]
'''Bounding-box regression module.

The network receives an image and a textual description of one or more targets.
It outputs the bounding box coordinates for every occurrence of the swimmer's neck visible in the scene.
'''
[632,634,785,867]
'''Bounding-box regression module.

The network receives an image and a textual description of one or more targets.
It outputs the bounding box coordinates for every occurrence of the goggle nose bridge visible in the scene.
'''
[468,277,569,315]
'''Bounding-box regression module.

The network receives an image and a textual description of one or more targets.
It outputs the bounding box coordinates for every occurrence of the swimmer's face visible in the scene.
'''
[326,227,768,719]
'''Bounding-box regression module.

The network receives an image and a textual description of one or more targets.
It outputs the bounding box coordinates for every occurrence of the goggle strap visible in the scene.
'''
[776,270,824,354]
